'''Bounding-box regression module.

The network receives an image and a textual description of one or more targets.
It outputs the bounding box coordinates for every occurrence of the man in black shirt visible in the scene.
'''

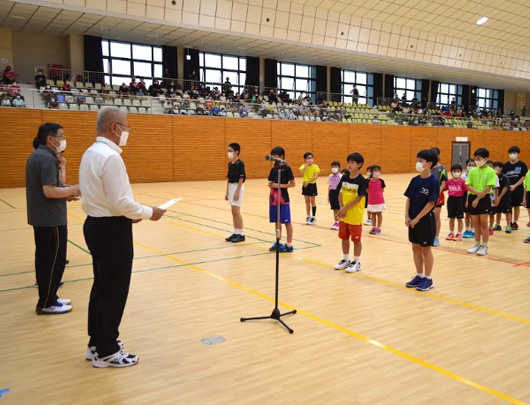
[503,146,528,229]
[225,143,246,243]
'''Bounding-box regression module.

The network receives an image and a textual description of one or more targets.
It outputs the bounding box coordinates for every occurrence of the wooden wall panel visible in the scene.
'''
[380,126,411,174]
[270,121,313,176]
[436,127,460,168]
[462,129,484,157]
[224,119,272,179]
[408,126,438,170]
[501,131,524,163]
[312,122,349,174]
[349,124,382,171]
[483,130,506,163]
[172,116,226,181]
[0,109,43,188]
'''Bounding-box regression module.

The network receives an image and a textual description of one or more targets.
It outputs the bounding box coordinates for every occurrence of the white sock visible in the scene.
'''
[343,254,350,261]
[354,256,360,262]
[234,229,240,235]
[417,273,424,277]
[425,276,432,280]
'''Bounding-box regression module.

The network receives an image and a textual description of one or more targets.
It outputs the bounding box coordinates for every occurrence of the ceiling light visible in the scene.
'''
[476,16,488,25]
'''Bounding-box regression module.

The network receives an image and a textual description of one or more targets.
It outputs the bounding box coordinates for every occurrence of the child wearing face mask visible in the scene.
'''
[299,152,321,225]
[225,143,246,243]
[367,165,386,235]
[486,160,500,235]
[462,159,476,238]
[445,164,467,241]
[492,161,512,233]
[363,166,374,226]
[328,161,342,230]
[465,148,496,256]
[523,171,530,243]
[503,146,528,230]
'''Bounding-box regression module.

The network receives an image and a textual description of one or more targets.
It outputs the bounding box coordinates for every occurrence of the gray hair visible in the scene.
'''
[97,106,126,135]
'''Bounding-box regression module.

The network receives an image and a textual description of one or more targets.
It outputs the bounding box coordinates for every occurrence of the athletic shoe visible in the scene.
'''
[65,259,70,265]
[269,242,279,251]
[334,259,351,270]
[476,245,488,256]
[35,281,64,288]
[305,216,312,225]
[309,217,317,225]
[369,228,377,234]
[36,302,72,315]
[453,233,462,241]
[512,222,519,230]
[492,224,502,231]
[416,278,434,291]
[463,230,474,238]
[280,244,293,253]
[57,298,71,305]
[225,233,237,242]
[467,244,481,254]
[488,228,494,235]
[373,228,382,235]
[468,230,475,238]
[433,237,440,247]
[92,350,138,368]
[406,275,423,288]
[330,222,339,230]
[363,219,372,226]
[345,261,362,273]
[524,236,530,243]
[505,226,512,234]
[86,341,124,361]
[231,234,246,243]
[446,233,455,241]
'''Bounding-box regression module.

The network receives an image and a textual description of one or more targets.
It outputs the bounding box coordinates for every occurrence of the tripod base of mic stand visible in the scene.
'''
[241,308,297,334]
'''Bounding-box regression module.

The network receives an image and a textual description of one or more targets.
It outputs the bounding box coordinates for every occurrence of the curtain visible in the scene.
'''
[264,59,277,89]
[162,46,177,79]
[316,65,327,99]
[430,80,439,103]
[462,85,470,112]
[384,74,394,99]
[330,67,341,102]
[83,35,104,83]
[245,56,259,87]
[373,73,383,105]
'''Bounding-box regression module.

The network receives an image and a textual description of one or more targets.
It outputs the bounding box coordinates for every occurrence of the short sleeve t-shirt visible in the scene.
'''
[327,173,342,190]
[367,178,386,205]
[404,175,440,218]
[25,145,67,227]
[431,165,448,185]
[299,164,321,183]
[268,164,295,205]
[227,159,246,183]
[445,178,467,197]
[337,173,367,225]
[524,172,530,191]
[465,167,496,194]
[503,161,528,187]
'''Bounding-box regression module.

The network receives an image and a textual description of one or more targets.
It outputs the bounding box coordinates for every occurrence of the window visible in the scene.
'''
[437,83,463,107]
[198,52,247,95]
[277,62,316,102]
[393,76,422,101]
[476,87,499,109]
[341,70,374,106]
[101,40,163,87]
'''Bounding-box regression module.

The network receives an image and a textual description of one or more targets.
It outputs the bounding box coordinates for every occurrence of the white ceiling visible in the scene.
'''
[0,0,529,92]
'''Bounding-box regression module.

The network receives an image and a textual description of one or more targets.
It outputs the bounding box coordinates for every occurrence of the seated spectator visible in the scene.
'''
[239,105,249,117]
[1,93,11,107]
[35,69,47,88]
[12,94,25,108]
[129,77,137,94]
[2,66,16,84]
[47,96,58,109]
[119,83,129,96]
[62,81,72,92]
[149,80,162,97]
[163,100,172,114]
[268,89,279,103]
[137,77,147,93]
[7,81,21,97]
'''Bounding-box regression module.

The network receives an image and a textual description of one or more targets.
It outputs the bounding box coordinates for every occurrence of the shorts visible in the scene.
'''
[269,204,291,224]
[408,211,435,247]
[526,192,530,209]
[495,194,512,214]
[435,192,445,207]
[447,196,465,219]
[302,183,318,196]
[365,193,369,208]
[510,187,524,207]
[228,183,244,207]
[338,221,362,242]
[367,204,386,213]
[467,194,492,215]
[329,189,340,210]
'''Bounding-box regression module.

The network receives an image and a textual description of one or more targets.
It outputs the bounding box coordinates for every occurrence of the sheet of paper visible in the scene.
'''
[158,198,181,210]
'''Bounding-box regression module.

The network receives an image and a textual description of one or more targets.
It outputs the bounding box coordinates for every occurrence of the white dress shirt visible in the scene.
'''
[79,136,153,219]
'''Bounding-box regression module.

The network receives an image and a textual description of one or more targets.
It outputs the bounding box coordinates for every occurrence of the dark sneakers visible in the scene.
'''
[406,275,423,288]
[225,233,237,242]
[416,278,434,291]
[231,234,246,243]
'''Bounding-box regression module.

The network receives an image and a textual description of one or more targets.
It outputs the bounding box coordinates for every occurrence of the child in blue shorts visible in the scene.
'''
[268,146,296,252]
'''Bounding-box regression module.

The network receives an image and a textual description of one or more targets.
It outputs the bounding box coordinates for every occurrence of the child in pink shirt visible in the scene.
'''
[445,164,468,241]
[367,165,386,235]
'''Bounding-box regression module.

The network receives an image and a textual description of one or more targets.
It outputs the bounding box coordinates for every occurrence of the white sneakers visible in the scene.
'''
[363,219,372,226]
[86,340,124,361]
[334,259,362,272]
[92,350,139,368]
[36,300,72,315]
[57,298,71,305]
[467,244,481,254]
[306,216,316,225]
[467,244,488,255]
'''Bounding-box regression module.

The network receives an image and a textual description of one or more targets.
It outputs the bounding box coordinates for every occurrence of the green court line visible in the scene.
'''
[0,198,16,209]
[67,239,90,255]
[0,241,269,278]
[0,251,271,293]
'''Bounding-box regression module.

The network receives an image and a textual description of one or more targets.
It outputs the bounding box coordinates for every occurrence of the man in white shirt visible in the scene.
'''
[80,106,165,368]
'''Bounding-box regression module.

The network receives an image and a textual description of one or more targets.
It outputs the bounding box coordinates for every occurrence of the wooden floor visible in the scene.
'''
[1,174,530,405]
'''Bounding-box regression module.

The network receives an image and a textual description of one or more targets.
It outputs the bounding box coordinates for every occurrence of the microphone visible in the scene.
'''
[265,155,286,164]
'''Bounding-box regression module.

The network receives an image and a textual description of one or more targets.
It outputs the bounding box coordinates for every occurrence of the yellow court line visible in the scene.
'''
[132,239,526,405]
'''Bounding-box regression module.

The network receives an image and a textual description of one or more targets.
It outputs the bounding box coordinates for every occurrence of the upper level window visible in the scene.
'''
[199,52,247,95]
[341,69,374,106]
[394,76,422,101]
[277,62,316,102]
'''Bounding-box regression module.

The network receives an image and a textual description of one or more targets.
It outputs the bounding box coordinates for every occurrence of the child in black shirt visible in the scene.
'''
[225,143,246,243]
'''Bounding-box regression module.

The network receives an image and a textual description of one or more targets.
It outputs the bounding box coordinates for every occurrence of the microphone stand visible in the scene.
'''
[240,160,297,333]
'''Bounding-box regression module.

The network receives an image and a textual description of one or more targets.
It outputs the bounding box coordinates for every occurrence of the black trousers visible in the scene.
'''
[84,216,134,357]
[33,225,67,309]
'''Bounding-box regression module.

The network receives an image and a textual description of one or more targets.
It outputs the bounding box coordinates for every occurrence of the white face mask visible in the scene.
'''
[452,172,461,179]
[416,161,425,172]
[466,166,474,172]
[52,137,66,153]
[372,172,381,178]
[118,130,129,147]
[331,167,339,174]
[228,151,234,159]
[475,159,485,168]
[509,153,518,160]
